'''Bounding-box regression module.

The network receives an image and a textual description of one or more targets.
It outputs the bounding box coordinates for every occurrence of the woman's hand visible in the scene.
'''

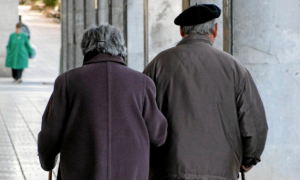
[241,165,254,172]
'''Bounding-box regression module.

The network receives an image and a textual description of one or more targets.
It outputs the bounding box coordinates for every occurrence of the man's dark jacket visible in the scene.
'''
[143,34,268,180]
[38,53,168,180]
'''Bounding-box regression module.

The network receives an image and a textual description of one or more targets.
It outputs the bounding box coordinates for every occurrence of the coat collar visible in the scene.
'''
[83,53,127,66]
[176,34,212,46]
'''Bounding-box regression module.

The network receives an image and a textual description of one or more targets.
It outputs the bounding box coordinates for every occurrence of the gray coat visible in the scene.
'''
[38,53,168,180]
[143,34,268,180]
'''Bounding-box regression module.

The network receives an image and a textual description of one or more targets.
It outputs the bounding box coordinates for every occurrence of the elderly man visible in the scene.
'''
[38,25,168,180]
[144,4,268,180]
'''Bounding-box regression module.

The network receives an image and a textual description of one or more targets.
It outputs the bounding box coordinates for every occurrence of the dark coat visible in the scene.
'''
[38,53,168,180]
[143,34,268,180]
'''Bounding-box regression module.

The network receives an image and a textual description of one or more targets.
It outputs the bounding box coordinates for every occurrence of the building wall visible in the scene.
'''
[61,0,145,72]
[232,1,300,179]
[147,0,182,62]
[146,0,223,63]
[127,0,144,71]
[0,0,19,77]
[61,0,183,72]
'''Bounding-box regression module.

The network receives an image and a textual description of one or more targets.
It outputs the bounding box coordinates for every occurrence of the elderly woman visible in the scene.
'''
[38,25,167,180]
[6,23,32,83]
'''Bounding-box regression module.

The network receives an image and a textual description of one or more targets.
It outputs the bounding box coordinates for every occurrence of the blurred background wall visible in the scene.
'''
[0,0,19,77]
[232,0,300,179]
[60,0,225,72]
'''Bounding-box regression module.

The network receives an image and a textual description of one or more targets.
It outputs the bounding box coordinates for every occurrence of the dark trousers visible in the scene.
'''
[12,69,23,80]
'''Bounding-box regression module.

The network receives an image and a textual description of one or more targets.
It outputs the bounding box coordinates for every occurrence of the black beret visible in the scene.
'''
[174,4,221,26]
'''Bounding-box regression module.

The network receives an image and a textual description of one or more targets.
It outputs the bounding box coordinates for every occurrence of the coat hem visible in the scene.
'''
[153,173,235,180]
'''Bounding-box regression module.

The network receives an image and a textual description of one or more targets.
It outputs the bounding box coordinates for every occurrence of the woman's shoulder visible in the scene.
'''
[9,32,16,37]
[20,33,28,38]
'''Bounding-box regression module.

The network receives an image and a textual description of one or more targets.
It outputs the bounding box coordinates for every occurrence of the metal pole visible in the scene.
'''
[240,167,245,180]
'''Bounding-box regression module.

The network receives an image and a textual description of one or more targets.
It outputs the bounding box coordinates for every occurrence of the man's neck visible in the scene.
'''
[207,34,215,44]
[182,34,215,44]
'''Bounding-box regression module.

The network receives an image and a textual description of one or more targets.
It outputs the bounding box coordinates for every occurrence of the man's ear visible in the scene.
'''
[180,26,186,37]
[213,23,218,38]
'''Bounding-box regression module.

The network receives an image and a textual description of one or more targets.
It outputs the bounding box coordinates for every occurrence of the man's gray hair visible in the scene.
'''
[81,25,127,58]
[181,19,216,35]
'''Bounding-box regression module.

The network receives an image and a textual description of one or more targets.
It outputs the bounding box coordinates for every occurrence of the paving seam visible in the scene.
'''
[27,95,46,116]
[12,99,39,143]
[12,97,58,179]
[26,95,58,178]
[0,110,26,180]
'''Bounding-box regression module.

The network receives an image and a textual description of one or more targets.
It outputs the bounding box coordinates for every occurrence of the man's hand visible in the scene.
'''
[241,165,254,172]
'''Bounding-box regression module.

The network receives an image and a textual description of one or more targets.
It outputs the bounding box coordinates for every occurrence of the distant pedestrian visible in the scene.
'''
[144,4,268,180]
[5,23,33,83]
[38,25,168,180]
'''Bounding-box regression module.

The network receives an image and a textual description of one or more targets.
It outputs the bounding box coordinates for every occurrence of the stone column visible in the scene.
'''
[85,0,96,28]
[232,1,300,179]
[98,0,109,25]
[127,0,144,71]
[61,0,98,72]
[74,1,84,68]
[111,0,125,37]
[60,0,68,73]
[223,0,232,54]
[61,0,188,72]
[146,0,182,62]
[0,0,19,77]
[143,0,149,67]
[182,0,190,10]
[111,0,128,63]
[67,0,75,70]
[190,0,223,51]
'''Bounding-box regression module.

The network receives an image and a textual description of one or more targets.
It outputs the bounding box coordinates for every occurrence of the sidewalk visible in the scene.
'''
[0,5,60,180]
[20,5,60,82]
[0,88,56,180]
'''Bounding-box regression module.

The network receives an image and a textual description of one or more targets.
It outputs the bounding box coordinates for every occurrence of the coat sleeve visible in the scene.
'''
[25,35,33,56]
[38,73,69,171]
[237,69,268,167]
[143,76,168,147]
[6,35,12,55]
[143,58,156,81]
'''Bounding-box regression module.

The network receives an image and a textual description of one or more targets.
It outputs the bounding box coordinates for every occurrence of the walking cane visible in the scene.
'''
[240,167,245,180]
[49,171,52,180]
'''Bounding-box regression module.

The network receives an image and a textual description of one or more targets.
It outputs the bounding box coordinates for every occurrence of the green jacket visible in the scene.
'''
[6,32,33,69]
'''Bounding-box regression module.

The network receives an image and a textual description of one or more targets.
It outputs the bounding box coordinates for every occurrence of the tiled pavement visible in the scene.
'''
[0,5,60,180]
[0,90,56,180]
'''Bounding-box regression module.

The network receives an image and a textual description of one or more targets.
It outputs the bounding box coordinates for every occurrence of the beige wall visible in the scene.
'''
[232,1,300,179]
[147,0,182,62]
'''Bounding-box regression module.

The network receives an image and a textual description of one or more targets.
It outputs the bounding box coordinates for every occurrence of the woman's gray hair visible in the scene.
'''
[182,19,216,35]
[81,25,127,58]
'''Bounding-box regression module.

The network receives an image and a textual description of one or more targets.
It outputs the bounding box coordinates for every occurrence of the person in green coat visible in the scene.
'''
[6,23,33,83]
